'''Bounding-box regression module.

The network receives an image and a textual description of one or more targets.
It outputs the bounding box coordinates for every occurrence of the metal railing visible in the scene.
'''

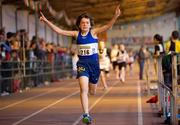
[157,53,180,125]
[0,59,73,94]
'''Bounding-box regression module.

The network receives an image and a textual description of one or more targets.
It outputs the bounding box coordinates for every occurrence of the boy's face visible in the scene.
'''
[79,17,91,32]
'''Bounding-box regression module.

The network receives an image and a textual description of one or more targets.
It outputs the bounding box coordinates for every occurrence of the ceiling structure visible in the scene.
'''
[48,0,180,27]
[2,0,180,29]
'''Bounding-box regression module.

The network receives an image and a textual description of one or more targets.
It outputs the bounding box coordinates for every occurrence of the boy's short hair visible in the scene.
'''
[76,13,94,31]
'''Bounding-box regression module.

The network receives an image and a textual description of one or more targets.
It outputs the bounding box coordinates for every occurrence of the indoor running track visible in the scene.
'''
[0,73,166,125]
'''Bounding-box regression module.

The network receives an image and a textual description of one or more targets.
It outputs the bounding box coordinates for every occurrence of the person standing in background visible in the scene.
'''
[165,30,180,53]
[153,34,165,77]
[137,45,146,80]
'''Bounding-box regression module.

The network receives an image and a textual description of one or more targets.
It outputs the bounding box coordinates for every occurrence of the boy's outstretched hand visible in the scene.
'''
[39,12,47,22]
[115,4,121,18]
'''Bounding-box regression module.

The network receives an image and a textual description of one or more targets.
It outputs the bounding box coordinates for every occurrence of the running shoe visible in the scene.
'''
[82,114,92,124]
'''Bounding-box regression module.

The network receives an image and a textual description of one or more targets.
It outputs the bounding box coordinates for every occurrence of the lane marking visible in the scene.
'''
[0,82,76,111]
[12,91,79,125]
[0,89,58,111]
[72,81,119,125]
[137,81,143,125]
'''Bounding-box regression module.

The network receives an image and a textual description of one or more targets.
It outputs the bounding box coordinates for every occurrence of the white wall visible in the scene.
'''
[17,10,28,31]
[1,5,79,47]
[39,20,45,38]
[46,26,52,43]
[28,14,35,40]
[108,13,178,42]
[2,5,16,32]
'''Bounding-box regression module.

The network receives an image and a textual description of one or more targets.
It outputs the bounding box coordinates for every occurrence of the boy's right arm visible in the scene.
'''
[40,12,78,37]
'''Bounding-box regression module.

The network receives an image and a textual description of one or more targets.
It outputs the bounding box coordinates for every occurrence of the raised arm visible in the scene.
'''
[40,12,78,37]
[92,4,121,35]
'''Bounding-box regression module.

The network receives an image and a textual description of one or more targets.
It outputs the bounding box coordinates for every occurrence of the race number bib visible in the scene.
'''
[78,43,98,56]
[78,46,91,56]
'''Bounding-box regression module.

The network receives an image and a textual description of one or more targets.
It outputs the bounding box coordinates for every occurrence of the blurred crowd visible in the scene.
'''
[0,28,72,96]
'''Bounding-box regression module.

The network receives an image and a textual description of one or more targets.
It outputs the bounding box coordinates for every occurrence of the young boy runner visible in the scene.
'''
[40,5,121,124]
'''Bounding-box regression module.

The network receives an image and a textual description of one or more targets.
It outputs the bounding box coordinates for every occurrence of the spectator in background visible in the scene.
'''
[153,34,165,76]
[38,38,47,84]
[154,34,165,56]
[1,32,13,60]
[29,41,38,87]
[165,30,180,53]
[11,40,21,93]
[1,32,14,95]
[38,38,46,60]
[46,43,55,82]
[163,31,180,89]
[137,45,146,80]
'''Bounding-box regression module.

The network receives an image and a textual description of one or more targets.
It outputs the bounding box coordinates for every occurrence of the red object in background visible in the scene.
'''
[146,95,158,103]
[5,53,11,60]
[13,79,20,93]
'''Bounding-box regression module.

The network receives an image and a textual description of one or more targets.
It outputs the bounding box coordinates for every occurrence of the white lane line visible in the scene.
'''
[72,81,118,125]
[0,82,76,111]
[137,81,143,125]
[0,89,58,111]
[12,91,79,125]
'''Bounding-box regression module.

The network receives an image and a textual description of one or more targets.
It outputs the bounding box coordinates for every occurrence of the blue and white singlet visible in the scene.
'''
[76,31,98,62]
[76,31,100,84]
